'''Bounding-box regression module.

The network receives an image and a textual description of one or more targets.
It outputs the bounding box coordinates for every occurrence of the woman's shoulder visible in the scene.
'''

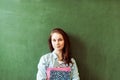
[40,52,53,59]
[38,52,53,64]
[71,58,77,63]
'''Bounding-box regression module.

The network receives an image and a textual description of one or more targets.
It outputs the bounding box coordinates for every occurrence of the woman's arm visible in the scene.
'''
[36,55,48,80]
[71,58,80,80]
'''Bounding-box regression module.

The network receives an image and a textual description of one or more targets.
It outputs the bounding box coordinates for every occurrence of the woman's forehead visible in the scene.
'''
[51,33,63,39]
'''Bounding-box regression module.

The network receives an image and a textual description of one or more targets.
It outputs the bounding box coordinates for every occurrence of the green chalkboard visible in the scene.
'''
[0,0,120,80]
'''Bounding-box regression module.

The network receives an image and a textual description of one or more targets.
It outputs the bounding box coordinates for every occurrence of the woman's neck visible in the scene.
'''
[54,50,63,61]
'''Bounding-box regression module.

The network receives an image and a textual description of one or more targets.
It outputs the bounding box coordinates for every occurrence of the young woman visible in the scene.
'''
[36,28,80,80]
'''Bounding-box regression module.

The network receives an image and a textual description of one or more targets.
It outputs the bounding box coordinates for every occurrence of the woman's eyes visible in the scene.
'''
[52,39,63,42]
[58,39,63,41]
[52,39,56,42]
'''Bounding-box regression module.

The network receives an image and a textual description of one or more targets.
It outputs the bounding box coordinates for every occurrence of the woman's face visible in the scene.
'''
[51,32,65,51]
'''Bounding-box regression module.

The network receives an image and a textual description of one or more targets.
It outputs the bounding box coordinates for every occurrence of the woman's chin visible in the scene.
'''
[54,48,63,51]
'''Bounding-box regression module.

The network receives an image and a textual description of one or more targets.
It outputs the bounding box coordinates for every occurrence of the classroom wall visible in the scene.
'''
[0,0,120,80]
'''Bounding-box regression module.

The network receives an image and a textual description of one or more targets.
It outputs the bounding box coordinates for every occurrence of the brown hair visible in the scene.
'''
[48,28,72,65]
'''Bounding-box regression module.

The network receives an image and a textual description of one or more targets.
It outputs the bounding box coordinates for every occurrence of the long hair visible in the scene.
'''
[48,28,72,65]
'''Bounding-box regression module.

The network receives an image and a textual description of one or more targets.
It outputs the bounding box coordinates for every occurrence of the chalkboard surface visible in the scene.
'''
[0,0,120,80]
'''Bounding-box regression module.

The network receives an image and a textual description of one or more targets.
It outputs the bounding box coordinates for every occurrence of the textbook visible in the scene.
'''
[47,67,71,80]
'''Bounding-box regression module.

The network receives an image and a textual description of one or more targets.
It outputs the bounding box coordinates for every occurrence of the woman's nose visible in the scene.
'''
[56,41,59,44]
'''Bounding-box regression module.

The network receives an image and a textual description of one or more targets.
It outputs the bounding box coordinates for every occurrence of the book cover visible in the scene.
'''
[47,67,71,80]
